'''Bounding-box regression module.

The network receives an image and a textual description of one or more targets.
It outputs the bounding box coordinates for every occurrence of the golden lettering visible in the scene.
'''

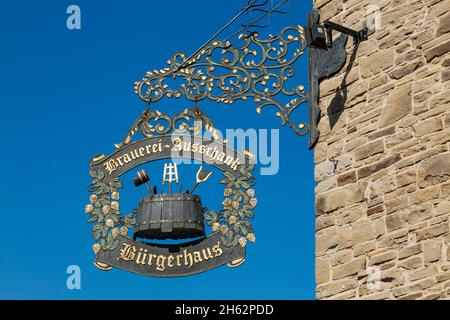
[216,152,226,162]
[210,147,219,160]
[202,248,214,260]
[183,141,191,152]
[184,249,193,269]
[104,159,118,175]
[123,154,132,164]
[147,254,156,266]
[212,242,223,257]
[118,240,228,272]
[172,138,182,152]
[117,244,137,261]
[230,158,240,171]
[130,149,140,160]
[136,248,147,265]
[156,255,166,271]
[176,254,183,267]
[167,255,175,268]
[224,155,233,166]
[193,251,203,263]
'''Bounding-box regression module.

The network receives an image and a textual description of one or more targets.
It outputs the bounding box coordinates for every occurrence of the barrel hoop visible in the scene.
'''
[144,198,200,202]
[137,219,203,224]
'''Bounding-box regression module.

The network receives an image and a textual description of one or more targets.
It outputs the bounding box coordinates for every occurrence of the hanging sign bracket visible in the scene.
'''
[305,10,368,148]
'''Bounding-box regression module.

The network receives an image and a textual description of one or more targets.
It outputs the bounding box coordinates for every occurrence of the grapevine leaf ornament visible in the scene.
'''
[204,162,257,247]
[87,169,136,252]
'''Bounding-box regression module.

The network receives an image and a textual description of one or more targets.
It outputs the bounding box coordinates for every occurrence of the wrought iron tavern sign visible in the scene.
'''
[86,110,257,277]
[85,3,369,278]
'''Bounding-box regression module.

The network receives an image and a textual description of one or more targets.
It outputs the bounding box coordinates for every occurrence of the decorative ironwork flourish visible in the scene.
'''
[134,26,308,136]
[115,108,218,149]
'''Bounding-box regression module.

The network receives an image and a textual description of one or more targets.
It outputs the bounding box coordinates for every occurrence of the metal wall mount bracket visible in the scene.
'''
[305,9,368,148]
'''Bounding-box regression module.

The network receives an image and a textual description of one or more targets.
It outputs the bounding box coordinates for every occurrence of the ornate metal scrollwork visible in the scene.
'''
[115,108,218,149]
[134,26,309,136]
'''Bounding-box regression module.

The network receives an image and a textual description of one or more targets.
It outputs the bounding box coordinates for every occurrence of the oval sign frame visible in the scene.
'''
[86,133,257,277]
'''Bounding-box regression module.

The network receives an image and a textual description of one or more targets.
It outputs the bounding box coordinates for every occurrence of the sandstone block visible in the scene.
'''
[412,28,434,49]
[316,215,336,231]
[367,204,384,216]
[408,203,433,225]
[386,212,408,232]
[316,258,331,285]
[353,241,377,257]
[389,59,424,79]
[369,250,397,266]
[340,220,376,249]
[423,241,442,263]
[353,140,384,161]
[316,181,367,216]
[331,249,353,266]
[316,176,337,194]
[361,291,391,300]
[436,271,450,283]
[425,38,450,62]
[378,229,408,248]
[437,11,450,36]
[324,290,357,300]
[336,171,357,186]
[396,169,417,188]
[399,292,423,300]
[346,80,369,105]
[345,136,368,152]
[413,116,443,137]
[416,223,448,241]
[316,227,339,255]
[332,258,366,280]
[336,205,363,226]
[434,201,450,217]
[358,154,402,178]
[442,68,450,82]
[395,49,423,65]
[385,196,409,214]
[361,50,395,78]
[398,244,422,260]
[315,160,335,183]
[420,293,443,300]
[410,265,439,281]
[398,256,423,270]
[410,186,440,204]
[385,129,413,148]
[370,173,396,199]
[316,278,357,299]
[379,84,412,127]
[368,126,396,140]
[392,279,435,298]
[418,153,450,188]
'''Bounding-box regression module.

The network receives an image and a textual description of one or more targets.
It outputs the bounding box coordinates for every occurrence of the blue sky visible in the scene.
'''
[0,0,314,299]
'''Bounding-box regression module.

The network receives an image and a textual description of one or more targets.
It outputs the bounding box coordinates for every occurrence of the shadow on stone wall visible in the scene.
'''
[328,42,360,130]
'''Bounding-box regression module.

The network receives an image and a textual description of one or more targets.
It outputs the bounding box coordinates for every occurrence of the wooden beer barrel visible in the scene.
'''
[134,193,205,240]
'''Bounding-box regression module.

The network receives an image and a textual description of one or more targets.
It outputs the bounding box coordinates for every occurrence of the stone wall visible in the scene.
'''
[314,0,450,299]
